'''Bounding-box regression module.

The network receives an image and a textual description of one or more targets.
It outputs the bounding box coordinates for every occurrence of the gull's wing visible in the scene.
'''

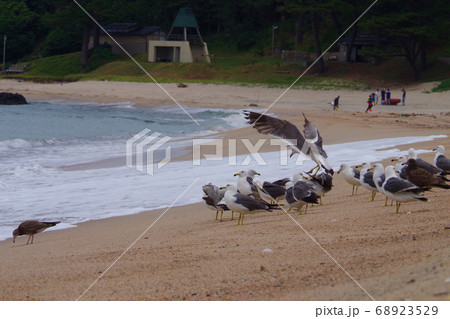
[383,177,422,194]
[243,110,306,153]
[202,184,221,204]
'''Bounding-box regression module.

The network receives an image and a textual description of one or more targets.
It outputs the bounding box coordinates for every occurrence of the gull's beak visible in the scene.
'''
[220,186,226,190]
[391,158,398,162]
[13,236,16,243]
[355,165,361,168]
[256,172,261,176]
[234,173,240,176]
[432,148,437,151]
[337,168,342,174]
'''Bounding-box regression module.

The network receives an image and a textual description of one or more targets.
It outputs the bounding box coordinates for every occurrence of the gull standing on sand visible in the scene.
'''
[382,166,427,213]
[404,158,450,190]
[253,179,286,204]
[358,163,378,201]
[391,156,408,179]
[408,148,444,175]
[235,169,260,197]
[433,145,450,174]
[202,183,229,220]
[284,181,319,214]
[338,164,361,195]
[13,220,60,244]
[243,111,334,175]
[222,184,278,225]
[371,163,392,206]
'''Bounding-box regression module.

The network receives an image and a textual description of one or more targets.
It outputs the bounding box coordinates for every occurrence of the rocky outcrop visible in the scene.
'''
[0,92,28,105]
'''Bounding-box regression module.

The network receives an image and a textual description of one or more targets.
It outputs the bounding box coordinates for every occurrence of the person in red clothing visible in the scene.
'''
[365,93,375,113]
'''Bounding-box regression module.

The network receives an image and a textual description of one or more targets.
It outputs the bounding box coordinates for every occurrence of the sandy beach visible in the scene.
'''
[0,79,449,301]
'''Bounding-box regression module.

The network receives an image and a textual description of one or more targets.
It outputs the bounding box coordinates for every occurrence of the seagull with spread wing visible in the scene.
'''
[243,111,333,176]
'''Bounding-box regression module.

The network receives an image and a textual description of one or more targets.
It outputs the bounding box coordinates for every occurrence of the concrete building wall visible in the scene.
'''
[148,40,210,63]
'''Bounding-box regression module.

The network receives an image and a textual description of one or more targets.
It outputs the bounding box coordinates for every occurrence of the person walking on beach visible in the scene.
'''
[333,96,340,110]
[375,89,380,105]
[381,88,386,104]
[365,93,375,113]
[386,88,391,105]
[402,88,406,105]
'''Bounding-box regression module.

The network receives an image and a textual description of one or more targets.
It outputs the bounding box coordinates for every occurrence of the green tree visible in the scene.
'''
[363,0,450,80]
[0,0,38,62]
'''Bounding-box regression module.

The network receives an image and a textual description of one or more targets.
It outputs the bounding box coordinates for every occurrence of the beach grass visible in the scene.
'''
[3,50,449,91]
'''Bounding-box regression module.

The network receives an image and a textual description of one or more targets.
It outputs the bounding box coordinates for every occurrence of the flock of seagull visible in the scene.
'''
[11,111,449,244]
[202,110,450,225]
[202,110,335,225]
[338,146,449,213]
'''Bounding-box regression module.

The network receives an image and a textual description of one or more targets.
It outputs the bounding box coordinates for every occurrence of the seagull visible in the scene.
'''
[253,179,286,204]
[408,148,444,175]
[338,164,361,195]
[433,145,450,174]
[202,183,230,220]
[358,163,378,201]
[285,181,319,214]
[13,220,60,244]
[382,166,427,213]
[391,156,408,179]
[303,171,333,205]
[222,184,279,225]
[243,110,333,175]
[371,163,393,206]
[234,169,261,197]
[405,158,450,190]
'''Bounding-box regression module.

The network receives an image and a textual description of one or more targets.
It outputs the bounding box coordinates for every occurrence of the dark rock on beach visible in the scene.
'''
[0,92,28,105]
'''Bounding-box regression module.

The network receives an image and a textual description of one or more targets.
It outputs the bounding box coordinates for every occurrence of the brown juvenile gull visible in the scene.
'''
[434,145,450,174]
[243,110,333,175]
[405,158,450,190]
[13,220,60,244]
[382,166,427,213]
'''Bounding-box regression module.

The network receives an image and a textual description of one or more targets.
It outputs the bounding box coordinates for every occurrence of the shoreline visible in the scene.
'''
[1,79,449,300]
[1,79,450,114]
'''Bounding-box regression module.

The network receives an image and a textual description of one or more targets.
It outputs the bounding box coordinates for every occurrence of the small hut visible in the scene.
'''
[148,8,210,63]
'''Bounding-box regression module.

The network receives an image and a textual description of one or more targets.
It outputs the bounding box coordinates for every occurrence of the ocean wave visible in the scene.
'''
[0,138,58,151]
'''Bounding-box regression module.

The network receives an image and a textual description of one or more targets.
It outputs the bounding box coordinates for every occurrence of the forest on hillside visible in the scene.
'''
[1,0,449,80]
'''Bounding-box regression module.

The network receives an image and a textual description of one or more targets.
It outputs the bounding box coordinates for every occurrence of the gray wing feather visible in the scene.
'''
[384,178,421,193]
[436,155,450,171]
[234,193,270,211]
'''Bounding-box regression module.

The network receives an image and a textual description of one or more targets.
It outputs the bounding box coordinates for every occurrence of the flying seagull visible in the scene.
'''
[13,220,60,244]
[202,183,230,220]
[222,184,279,225]
[243,111,333,175]
[382,166,427,213]
[338,164,361,195]
[434,145,450,173]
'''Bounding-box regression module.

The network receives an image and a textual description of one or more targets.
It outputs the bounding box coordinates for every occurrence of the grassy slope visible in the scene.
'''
[2,50,450,91]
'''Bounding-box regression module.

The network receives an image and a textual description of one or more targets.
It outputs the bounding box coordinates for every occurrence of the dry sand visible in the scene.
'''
[0,79,449,301]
